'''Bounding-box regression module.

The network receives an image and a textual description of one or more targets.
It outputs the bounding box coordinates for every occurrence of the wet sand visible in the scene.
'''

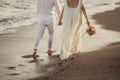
[0,4,120,80]
[38,42,120,80]
[92,7,120,32]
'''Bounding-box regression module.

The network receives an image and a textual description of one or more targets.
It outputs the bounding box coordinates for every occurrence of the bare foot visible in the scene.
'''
[32,49,38,59]
[68,54,76,59]
[47,50,56,55]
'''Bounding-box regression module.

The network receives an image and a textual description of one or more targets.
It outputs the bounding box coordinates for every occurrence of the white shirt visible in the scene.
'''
[37,0,61,17]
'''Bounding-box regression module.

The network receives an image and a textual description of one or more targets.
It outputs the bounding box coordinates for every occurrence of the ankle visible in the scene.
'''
[34,49,38,52]
[48,50,51,51]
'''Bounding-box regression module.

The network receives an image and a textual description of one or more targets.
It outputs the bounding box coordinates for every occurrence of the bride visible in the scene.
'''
[58,0,93,60]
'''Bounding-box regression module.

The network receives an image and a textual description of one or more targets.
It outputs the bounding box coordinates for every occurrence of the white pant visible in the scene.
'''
[34,15,55,50]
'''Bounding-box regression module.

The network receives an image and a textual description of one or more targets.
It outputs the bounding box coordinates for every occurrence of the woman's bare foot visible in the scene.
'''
[68,54,77,59]
[47,50,56,55]
[32,49,38,59]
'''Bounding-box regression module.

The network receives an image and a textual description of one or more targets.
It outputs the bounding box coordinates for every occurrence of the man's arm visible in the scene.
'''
[54,0,61,17]
[59,7,64,20]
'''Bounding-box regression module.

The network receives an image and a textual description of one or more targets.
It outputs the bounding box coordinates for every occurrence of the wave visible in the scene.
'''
[0,0,119,34]
[0,16,37,34]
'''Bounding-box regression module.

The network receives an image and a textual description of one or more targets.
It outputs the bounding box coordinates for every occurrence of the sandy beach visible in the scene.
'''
[0,0,120,80]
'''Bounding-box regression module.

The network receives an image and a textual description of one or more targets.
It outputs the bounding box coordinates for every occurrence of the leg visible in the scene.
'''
[33,22,46,59]
[33,49,38,59]
[46,23,56,55]
[71,25,81,53]
[34,24,46,50]
[60,29,73,59]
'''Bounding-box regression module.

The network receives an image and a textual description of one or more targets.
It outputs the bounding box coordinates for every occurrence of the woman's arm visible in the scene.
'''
[81,3,90,27]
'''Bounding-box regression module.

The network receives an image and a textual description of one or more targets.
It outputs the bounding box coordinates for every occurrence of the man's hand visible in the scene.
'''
[58,20,62,26]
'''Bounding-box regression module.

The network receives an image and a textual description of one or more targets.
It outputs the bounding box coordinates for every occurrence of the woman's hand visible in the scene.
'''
[58,7,64,26]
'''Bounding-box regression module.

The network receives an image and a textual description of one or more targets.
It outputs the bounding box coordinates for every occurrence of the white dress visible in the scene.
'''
[60,0,83,60]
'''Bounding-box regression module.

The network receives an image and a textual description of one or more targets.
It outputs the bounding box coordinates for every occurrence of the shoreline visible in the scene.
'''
[0,16,37,34]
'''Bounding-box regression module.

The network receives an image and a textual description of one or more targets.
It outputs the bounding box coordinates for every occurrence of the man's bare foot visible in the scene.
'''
[47,50,56,55]
[32,49,38,59]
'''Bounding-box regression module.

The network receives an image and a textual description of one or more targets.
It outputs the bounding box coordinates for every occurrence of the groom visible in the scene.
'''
[33,0,61,59]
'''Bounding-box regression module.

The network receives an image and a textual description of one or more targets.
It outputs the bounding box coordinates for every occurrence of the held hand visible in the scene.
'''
[58,20,62,26]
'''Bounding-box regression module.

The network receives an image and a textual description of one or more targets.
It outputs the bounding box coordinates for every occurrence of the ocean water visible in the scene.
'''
[0,0,37,34]
[0,0,119,34]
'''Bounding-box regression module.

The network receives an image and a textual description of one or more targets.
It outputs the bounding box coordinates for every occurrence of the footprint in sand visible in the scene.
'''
[59,66,70,72]
[95,3,109,6]
[58,62,63,67]
[8,73,20,76]
[42,77,49,80]
[7,64,25,70]
[22,54,39,58]
[28,60,36,63]
[7,66,16,70]
[22,55,33,58]
[18,64,25,66]
[28,59,44,63]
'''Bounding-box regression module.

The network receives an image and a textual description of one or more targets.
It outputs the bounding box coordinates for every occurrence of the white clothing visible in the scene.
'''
[34,17,54,50]
[37,0,61,16]
[60,0,83,60]
[34,0,61,50]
